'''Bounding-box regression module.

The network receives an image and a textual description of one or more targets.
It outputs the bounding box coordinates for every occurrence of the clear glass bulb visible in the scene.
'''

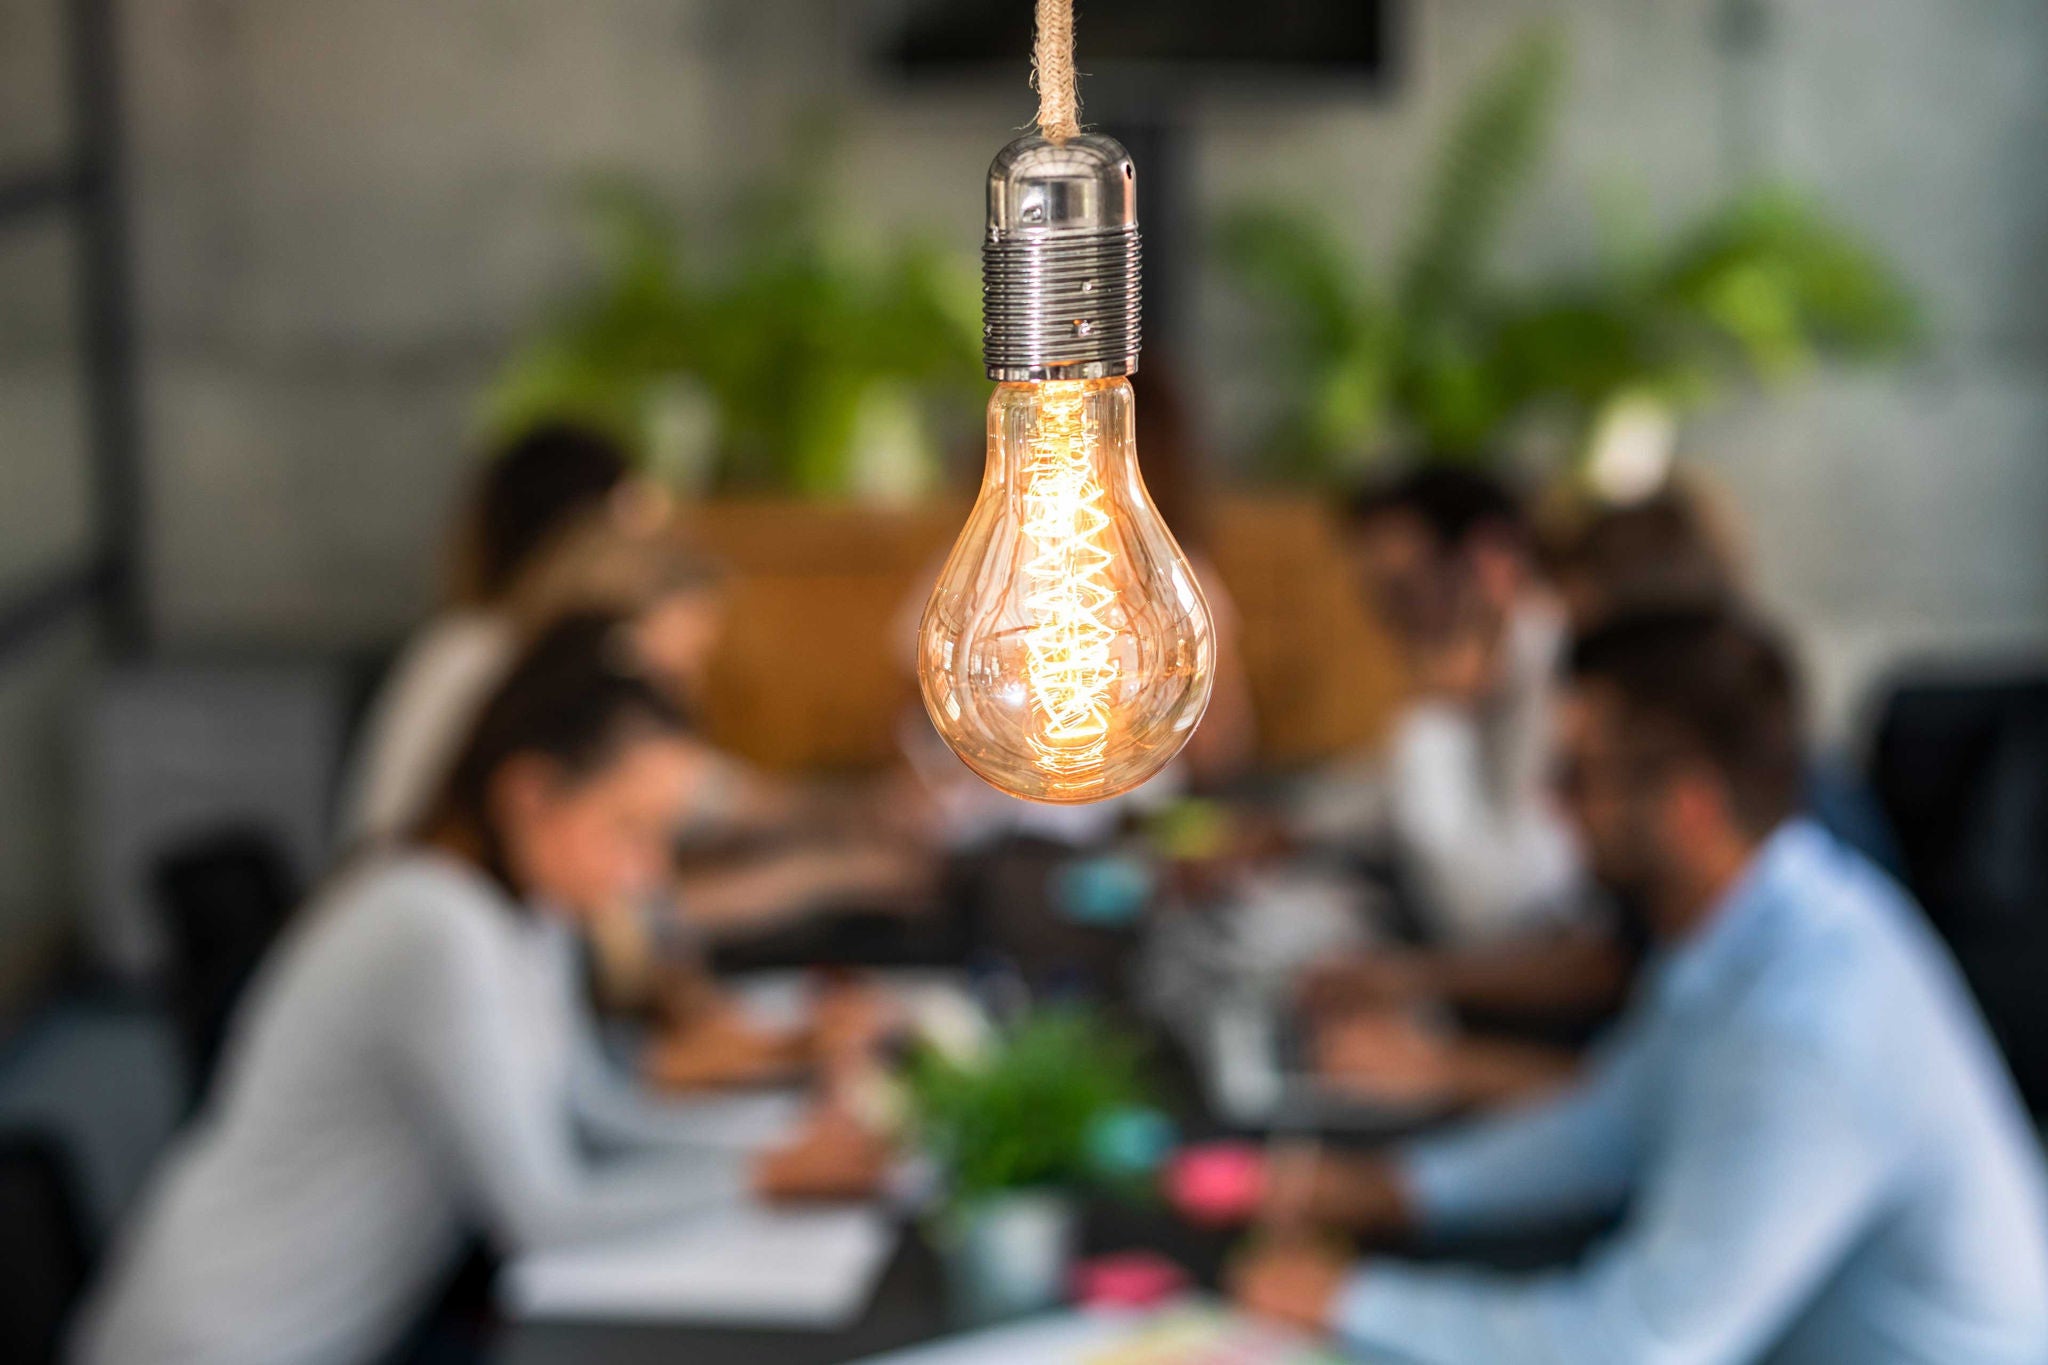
[918,376,1216,803]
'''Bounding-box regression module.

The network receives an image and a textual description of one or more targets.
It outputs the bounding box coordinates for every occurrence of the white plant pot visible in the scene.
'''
[941,1189,1078,1327]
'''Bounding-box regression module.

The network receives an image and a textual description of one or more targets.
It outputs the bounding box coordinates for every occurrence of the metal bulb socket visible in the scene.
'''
[982,133,1142,382]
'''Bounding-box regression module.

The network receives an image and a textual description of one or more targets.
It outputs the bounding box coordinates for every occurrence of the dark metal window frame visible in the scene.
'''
[0,0,145,662]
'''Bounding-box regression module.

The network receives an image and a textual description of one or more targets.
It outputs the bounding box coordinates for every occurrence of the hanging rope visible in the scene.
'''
[1033,0,1081,142]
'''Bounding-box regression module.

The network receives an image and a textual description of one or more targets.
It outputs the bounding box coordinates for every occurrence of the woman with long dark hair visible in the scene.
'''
[76,616,882,1365]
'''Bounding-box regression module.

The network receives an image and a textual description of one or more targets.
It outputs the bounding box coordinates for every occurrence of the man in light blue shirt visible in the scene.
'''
[1234,608,2048,1364]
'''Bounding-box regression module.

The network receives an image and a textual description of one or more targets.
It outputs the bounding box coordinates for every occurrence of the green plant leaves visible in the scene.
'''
[482,168,983,495]
[1214,30,1920,485]
[1398,28,1564,330]
[1653,187,1920,380]
[906,1008,1152,1207]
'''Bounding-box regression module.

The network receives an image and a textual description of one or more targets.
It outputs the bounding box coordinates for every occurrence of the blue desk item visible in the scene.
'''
[1054,854,1156,928]
[1085,1104,1177,1181]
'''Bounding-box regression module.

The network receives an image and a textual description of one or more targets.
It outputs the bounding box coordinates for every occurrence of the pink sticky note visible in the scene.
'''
[1071,1251,1190,1308]
[1166,1141,1266,1225]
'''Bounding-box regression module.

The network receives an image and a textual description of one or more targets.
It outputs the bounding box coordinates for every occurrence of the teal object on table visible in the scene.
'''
[1086,1104,1178,1180]
[1054,853,1156,928]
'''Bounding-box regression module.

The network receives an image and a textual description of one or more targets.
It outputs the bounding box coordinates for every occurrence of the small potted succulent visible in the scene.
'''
[904,1006,1171,1326]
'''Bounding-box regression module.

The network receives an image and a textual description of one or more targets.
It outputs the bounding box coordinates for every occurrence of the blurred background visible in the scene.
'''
[1,0,2045,1359]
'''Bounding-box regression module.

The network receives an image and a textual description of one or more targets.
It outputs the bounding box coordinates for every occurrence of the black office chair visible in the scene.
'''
[0,1129,95,1365]
[1869,674,2048,1116]
[151,826,302,1105]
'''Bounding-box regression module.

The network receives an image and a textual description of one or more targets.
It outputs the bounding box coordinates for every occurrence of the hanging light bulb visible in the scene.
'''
[916,132,1216,804]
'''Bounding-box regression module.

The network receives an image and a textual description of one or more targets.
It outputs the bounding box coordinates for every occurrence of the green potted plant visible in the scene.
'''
[904,1007,1166,1325]
[1217,30,1919,493]
[483,145,983,501]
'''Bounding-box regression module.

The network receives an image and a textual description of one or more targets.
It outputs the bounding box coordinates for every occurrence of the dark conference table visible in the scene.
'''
[498,854,1210,1365]
[497,851,1595,1363]
[492,1209,1596,1365]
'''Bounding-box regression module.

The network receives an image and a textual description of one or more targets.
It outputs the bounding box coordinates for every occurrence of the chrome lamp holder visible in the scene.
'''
[981,133,1142,382]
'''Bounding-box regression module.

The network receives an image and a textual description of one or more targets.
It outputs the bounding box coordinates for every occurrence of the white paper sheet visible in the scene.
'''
[500,1204,896,1328]
[635,1089,812,1149]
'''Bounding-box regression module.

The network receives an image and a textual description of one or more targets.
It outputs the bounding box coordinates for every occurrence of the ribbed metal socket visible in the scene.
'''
[982,133,1142,382]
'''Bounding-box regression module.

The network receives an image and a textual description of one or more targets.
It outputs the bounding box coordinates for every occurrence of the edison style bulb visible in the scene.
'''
[918,133,1215,803]
[920,377,1214,802]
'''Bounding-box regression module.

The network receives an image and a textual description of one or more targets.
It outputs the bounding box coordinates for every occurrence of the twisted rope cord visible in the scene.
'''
[1033,0,1080,142]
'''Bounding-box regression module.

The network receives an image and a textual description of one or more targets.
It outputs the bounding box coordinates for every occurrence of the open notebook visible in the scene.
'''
[500,1204,896,1328]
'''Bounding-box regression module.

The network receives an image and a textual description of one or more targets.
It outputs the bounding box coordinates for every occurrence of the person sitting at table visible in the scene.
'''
[348,437,935,934]
[1303,484,1901,1107]
[1298,486,1744,1103]
[507,508,936,947]
[340,419,651,848]
[1296,467,1584,944]
[1231,607,2048,1365]
[1546,478,1746,634]
[75,621,888,1365]
[1547,483,1894,882]
[361,497,927,1079]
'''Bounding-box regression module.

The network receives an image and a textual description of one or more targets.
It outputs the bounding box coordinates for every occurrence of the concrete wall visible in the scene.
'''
[6,0,2047,716]
[1695,0,2048,736]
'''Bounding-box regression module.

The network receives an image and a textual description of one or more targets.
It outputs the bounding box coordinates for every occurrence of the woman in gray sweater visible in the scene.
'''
[75,616,883,1365]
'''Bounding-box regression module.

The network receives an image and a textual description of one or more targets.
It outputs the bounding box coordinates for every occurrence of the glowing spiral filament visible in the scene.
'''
[1018,383,1121,775]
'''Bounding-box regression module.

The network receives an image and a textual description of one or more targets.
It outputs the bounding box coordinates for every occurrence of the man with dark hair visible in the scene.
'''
[1306,467,1582,943]
[1347,467,1527,554]
[1545,484,1740,630]
[1237,607,2048,1364]
[1343,467,1532,698]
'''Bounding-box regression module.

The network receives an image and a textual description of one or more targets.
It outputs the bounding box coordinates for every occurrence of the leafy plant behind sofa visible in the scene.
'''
[1217,31,1921,486]
[486,158,982,499]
